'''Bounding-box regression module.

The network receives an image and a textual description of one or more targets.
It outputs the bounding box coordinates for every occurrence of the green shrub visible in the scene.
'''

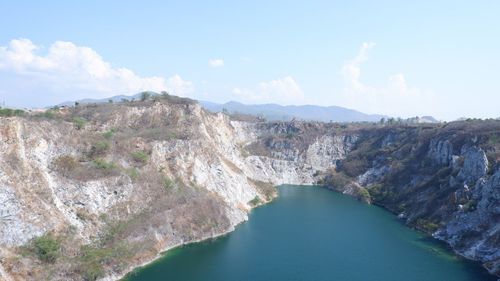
[415,219,440,233]
[92,159,117,170]
[42,110,56,119]
[79,246,112,281]
[367,184,387,202]
[248,196,262,206]
[0,108,25,117]
[102,129,117,140]
[162,176,175,189]
[77,220,134,280]
[158,92,195,104]
[89,141,110,157]
[73,117,87,130]
[126,167,139,180]
[358,188,371,202]
[130,151,149,163]
[32,234,60,263]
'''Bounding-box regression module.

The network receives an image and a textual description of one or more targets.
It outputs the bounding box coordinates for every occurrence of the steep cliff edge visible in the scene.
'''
[0,99,498,280]
[323,122,500,275]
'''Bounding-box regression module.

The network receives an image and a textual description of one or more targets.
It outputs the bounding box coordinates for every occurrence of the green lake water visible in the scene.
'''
[124,185,495,281]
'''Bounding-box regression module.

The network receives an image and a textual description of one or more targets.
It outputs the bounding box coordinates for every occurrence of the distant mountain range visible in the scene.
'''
[57,92,438,123]
[200,101,388,122]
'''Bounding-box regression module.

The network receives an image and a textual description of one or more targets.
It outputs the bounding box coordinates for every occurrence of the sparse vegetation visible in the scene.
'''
[162,176,176,189]
[92,158,117,170]
[77,220,135,281]
[31,234,60,263]
[158,92,196,104]
[358,188,371,202]
[73,117,87,130]
[324,171,352,189]
[76,209,90,221]
[134,127,180,140]
[0,108,25,117]
[248,196,262,206]
[88,141,110,158]
[52,154,120,180]
[130,151,149,164]
[367,184,389,202]
[41,109,57,119]
[103,129,117,139]
[415,219,440,232]
[52,155,79,177]
[249,179,276,201]
[126,167,140,180]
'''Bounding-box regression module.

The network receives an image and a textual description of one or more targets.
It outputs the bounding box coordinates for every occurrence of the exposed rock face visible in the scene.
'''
[435,169,500,274]
[323,124,500,277]
[358,165,391,187]
[427,138,453,166]
[306,135,358,170]
[0,102,499,280]
[457,145,489,183]
[0,104,266,280]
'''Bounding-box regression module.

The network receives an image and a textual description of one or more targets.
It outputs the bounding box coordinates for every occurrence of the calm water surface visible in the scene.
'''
[125,185,495,281]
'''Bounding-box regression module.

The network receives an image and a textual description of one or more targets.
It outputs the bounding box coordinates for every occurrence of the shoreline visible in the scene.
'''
[106,195,277,281]
[103,221,243,281]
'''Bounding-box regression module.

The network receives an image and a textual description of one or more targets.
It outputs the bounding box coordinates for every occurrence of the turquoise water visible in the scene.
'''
[125,185,495,281]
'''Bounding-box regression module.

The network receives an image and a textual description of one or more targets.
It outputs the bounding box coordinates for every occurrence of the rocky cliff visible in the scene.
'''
[0,99,498,280]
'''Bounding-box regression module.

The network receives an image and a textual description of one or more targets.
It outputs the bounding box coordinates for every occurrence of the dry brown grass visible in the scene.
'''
[248,178,276,201]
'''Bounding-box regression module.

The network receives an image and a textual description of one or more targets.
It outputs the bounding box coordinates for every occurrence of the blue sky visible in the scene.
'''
[0,1,499,120]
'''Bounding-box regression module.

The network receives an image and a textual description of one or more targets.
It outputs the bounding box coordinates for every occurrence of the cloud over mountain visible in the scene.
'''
[232,76,305,105]
[0,39,193,107]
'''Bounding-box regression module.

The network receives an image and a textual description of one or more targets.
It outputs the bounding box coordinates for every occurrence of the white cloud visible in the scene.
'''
[165,74,194,96]
[0,38,194,107]
[339,42,438,117]
[341,42,375,93]
[208,59,224,68]
[232,76,305,105]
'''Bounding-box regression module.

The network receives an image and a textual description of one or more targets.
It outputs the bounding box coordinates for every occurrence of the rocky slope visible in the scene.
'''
[250,120,500,275]
[0,98,498,280]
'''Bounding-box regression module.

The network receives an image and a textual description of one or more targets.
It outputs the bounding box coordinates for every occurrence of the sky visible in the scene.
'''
[0,1,499,120]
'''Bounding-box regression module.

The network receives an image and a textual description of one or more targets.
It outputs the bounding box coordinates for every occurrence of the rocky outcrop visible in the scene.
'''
[427,138,453,166]
[358,165,391,187]
[435,168,500,274]
[457,145,489,183]
[306,135,358,170]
